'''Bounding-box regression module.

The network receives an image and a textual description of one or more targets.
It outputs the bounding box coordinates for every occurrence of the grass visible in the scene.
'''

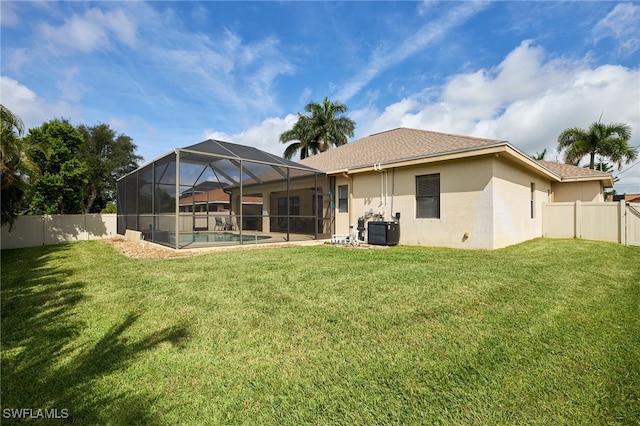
[1,239,639,424]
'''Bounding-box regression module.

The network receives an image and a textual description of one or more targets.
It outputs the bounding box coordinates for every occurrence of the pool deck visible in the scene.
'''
[144,232,325,252]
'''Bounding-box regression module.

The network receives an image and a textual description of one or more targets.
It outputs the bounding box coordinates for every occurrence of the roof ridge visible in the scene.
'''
[362,127,504,143]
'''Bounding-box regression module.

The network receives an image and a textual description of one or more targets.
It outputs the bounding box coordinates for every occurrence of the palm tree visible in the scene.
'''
[557,121,637,169]
[279,114,318,160]
[305,97,355,152]
[532,148,547,160]
[281,97,356,159]
[1,105,39,226]
[1,104,26,191]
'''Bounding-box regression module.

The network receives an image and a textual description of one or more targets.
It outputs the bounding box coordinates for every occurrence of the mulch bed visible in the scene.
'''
[102,237,389,259]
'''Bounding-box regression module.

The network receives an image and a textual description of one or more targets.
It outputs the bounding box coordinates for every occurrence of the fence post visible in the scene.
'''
[619,200,626,245]
[574,200,581,239]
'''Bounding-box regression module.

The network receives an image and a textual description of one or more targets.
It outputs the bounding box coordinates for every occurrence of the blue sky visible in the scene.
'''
[2,1,639,193]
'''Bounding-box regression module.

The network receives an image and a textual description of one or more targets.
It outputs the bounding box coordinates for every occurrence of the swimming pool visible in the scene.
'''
[169,232,271,244]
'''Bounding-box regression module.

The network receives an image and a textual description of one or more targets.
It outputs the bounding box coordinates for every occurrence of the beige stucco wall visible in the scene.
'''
[552,181,603,202]
[492,157,551,249]
[336,157,497,249]
[334,155,571,249]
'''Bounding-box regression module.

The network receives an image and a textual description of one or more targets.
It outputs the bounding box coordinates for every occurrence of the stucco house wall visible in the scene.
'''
[336,155,561,250]
[393,158,494,249]
[492,156,552,249]
[303,128,614,250]
[552,180,603,202]
[335,157,496,249]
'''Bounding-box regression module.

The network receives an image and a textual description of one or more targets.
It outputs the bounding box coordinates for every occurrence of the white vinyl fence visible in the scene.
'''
[542,201,640,246]
[1,214,117,250]
[3,206,639,250]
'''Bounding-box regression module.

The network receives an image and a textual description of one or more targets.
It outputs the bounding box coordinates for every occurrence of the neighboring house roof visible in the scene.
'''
[179,188,262,205]
[610,194,640,203]
[299,127,613,186]
[180,188,230,204]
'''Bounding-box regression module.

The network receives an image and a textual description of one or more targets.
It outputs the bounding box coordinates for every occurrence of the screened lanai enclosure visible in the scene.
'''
[117,139,333,249]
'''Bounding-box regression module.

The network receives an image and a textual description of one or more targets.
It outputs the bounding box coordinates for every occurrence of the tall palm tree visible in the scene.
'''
[1,104,26,190]
[279,114,318,160]
[281,97,356,159]
[557,121,637,169]
[305,97,356,152]
[1,105,39,226]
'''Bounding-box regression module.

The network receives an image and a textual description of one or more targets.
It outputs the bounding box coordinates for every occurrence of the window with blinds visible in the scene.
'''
[338,185,348,212]
[416,174,440,218]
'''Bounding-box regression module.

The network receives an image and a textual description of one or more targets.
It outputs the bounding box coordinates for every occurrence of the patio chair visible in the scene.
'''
[223,217,236,231]
[214,217,225,231]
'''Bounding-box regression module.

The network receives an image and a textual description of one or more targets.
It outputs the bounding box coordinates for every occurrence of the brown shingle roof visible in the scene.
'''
[179,188,262,205]
[536,160,612,180]
[300,127,505,172]
[298,127,612,184]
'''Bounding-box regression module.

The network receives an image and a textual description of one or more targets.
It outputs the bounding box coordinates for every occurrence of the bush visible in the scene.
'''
[101,201,117,214]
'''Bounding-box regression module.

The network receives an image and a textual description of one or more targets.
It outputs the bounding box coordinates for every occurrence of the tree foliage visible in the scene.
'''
[0,105,38,227]
[557,121,637,169]
[77,123,141,213]
[280,114,318,160]
[1,109,141,222]
[281,97,355,160]
[25,119,89,215]
[101,201,117,214]
[532,148,547,160]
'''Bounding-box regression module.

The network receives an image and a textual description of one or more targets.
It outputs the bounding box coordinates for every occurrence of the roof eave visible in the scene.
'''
[324,142,510,175]
[560,175,614,187]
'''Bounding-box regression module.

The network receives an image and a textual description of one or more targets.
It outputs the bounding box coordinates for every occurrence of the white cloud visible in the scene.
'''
[0,76,83,130]
[355,41,640,165]
[594,3,640,56]
[0,2,19,26]
[37,7,137,53]
[203,114,298,156]
[151,28,295,117]
[56,67,89,102]
[3,48,29,75]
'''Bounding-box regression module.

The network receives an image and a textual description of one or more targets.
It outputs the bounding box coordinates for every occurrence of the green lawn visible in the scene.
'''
[1,239,639,424]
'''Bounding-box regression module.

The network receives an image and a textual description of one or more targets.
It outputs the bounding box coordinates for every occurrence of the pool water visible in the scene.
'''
[170,232,270,243]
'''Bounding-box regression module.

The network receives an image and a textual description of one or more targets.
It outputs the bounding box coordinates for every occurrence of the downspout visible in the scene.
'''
[374,163,387,220]
[390,167,395,218]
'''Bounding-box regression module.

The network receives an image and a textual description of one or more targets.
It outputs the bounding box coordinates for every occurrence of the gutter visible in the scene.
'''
[338,142,511,174]
[320,139,613,188]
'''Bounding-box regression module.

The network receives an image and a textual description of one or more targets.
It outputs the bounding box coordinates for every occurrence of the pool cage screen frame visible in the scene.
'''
[117,141,331,249]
